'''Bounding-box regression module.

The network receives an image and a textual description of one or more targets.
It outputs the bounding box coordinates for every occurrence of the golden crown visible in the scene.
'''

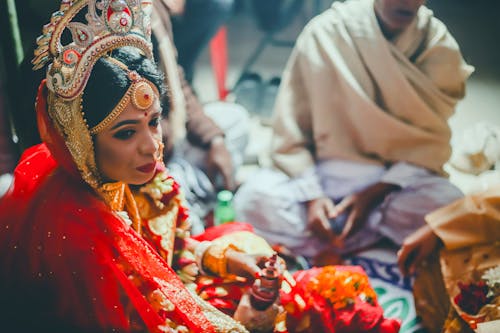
[32,0,154,100]
[32,0,157,191]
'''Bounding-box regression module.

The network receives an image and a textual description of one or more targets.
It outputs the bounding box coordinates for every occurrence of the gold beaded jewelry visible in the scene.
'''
[89,66,160,135]
[131,80,156,110]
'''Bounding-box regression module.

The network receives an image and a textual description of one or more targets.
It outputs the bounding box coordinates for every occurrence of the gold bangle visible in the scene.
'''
[202,243,239,278]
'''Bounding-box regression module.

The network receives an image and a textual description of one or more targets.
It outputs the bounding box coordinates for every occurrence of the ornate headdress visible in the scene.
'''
[32,0,157,189]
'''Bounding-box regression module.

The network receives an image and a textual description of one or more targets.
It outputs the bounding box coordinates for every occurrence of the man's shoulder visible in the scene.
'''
[303,8,343,35]
[297,8,345,48]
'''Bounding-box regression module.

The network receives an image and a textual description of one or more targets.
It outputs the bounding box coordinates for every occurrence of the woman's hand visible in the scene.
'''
[397,224,441,276]
[306,197,336,242]
[233,293,281,332]
[335,182,400,243]
[225,248,268,279]
[206,136,235,191]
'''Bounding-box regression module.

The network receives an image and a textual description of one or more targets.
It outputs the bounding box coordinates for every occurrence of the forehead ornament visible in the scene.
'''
[130,76,155,111]
[89,65,159,135]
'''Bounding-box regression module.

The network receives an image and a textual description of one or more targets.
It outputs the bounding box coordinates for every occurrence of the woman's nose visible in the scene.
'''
[140,132,159,156]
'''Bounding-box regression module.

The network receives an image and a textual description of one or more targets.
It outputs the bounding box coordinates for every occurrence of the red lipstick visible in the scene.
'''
[136,162,156,173]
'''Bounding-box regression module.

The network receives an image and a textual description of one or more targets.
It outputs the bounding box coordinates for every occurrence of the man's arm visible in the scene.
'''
[270,42,316,178]
[179,66,224,148]
[179,65,235,189]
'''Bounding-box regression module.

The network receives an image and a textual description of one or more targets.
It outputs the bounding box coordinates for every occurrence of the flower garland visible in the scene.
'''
[453,264,500,329]
[135,168,195,280]
[454,281,491,315]
[280,266,400,333]
[308,266,377,310]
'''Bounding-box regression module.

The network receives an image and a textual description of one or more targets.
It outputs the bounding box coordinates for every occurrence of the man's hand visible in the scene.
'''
[206,136,235,191]
[306,197,336,242]
[335,182,400,243]
[397,224,441,276]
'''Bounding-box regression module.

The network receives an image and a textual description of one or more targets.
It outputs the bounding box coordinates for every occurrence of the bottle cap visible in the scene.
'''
[217,190,233,204]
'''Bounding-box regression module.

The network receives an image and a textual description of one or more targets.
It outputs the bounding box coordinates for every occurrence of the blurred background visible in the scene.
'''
[191,0,500,191]
[1,0,500,192]
[192,0,500,130]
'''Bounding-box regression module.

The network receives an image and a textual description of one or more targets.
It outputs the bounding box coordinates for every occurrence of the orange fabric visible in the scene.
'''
[209,26,229,100]
[284,266,401,333]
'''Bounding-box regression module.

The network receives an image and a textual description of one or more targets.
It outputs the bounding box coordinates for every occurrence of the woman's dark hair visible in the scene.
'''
[83,47,168,129]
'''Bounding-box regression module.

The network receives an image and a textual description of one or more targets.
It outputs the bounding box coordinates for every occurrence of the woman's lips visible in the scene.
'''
[136,162,156,173]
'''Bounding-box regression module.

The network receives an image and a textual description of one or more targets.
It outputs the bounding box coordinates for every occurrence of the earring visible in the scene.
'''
[156,139,164,162]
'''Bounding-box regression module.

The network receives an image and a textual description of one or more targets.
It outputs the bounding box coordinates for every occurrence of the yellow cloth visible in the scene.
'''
[427,186,500,250]
[423,185,500,329]
[271,0,473,177]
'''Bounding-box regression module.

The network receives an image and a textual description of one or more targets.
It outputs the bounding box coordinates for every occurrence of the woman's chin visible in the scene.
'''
[129,172,156,186]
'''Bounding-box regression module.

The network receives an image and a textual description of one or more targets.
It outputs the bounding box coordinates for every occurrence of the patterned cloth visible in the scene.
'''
[347,247,426,333]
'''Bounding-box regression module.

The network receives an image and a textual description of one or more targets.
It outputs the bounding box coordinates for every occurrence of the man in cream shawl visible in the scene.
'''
[234,0,474,258]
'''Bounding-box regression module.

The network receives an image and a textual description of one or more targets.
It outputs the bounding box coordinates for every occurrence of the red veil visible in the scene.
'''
[0,82,216,332]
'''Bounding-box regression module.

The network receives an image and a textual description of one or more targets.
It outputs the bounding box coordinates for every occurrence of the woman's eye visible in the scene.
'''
[113,129,135,140]
[149,117,160,127]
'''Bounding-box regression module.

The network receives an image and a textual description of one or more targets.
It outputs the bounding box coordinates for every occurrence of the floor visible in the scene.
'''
[191,0,500,194]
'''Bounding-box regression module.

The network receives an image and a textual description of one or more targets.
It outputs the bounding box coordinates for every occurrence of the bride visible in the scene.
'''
[0,1,400,332]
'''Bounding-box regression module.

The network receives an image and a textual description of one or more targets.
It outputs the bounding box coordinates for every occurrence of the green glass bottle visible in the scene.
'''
[214,190,236,225]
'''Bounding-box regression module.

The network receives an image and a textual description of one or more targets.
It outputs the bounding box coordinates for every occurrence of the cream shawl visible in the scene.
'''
[271,0,474,177]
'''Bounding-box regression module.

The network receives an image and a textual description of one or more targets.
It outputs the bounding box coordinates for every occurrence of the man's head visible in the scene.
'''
[374,0,426,37]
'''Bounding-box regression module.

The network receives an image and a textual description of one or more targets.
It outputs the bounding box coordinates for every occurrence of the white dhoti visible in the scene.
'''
[234,161,463,257]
